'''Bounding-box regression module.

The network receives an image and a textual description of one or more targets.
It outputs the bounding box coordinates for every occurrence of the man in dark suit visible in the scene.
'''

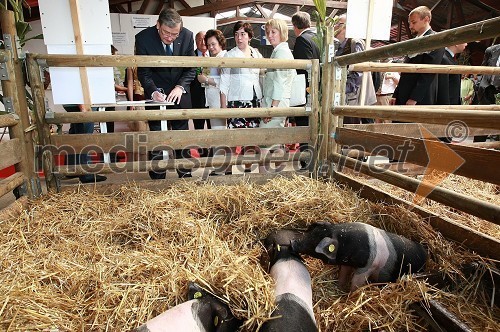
[135,8,196,179]
[392,6,445,106]
[477,44,500,105]
[437,43,467,106]
[191,30,211,158]
[291,11,320,169]
[475,43,500,142]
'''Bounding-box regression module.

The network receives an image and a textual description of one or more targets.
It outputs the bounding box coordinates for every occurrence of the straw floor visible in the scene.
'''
[0,175,498,331]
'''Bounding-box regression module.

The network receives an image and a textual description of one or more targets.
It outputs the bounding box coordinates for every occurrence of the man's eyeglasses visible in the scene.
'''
[158,28,180,39]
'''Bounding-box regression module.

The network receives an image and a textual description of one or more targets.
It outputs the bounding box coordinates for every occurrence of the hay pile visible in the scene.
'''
[0,175,498,331]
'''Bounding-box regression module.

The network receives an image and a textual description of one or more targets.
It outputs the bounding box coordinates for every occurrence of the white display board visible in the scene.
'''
[111,13,216,55]
[39,0,115,104]
[346,0,393,41]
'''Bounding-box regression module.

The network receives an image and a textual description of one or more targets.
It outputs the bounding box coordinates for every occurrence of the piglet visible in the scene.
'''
[291,221,427,291]
[134,282,242,332]
[261,230,318,332]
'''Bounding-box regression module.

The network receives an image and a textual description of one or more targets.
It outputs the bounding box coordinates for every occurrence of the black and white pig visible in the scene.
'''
[289,222,427,291]
[261,230,318,332]
[134,282,242,332]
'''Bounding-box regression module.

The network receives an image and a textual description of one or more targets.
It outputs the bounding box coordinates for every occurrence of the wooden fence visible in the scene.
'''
[326,16,500,259]
[25,53,320,193]
[0,8,499,260]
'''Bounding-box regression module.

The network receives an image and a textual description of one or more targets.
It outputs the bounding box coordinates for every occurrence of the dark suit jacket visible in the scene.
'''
[478,44,500,105]
[190,49,207,109]
[293,29,320,87]
[393,29,445,105]
[437,49,460,105]
[135,25,196,109]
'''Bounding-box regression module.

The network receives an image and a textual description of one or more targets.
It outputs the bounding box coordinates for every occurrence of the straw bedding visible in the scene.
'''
[0,175,498,331]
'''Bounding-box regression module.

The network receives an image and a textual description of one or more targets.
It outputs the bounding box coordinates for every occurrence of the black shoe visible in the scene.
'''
[179,173,192,178]
[225,171,232,175]
[79,174,107,183]
[244,169,252,173]
[209,171,221,176]
[149,170,166,180]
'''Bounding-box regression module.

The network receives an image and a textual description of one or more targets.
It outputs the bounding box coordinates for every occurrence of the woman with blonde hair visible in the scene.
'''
[260,18,296,173]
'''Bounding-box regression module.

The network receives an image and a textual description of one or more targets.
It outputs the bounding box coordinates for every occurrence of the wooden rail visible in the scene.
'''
[335,16,500,66]
[335,128,500,185]
[48,127,310,153]
[55,152,311,176]
[0,114,18,127]
[350,62,500,75]
[344,123,500,138]
[332,106,500,129]
[45,107,308,124]
[0,172,26,198]
[331,153,500,225]
[33,54,311,70]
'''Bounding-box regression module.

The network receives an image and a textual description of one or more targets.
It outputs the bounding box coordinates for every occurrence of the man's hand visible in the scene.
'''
[406,99,417,105]
[152,90,167,102]
[262,117,272,124]
[389,98,396,105]
[166,86,183,104]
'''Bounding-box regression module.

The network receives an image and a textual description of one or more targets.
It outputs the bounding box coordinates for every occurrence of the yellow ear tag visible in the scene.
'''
[277,244,281,252]
[328,244,335,252]
[214,316,219,326]
[193,291,203,299]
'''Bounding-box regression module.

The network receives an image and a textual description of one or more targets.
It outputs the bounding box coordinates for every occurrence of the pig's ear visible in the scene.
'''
[314,237,338,261]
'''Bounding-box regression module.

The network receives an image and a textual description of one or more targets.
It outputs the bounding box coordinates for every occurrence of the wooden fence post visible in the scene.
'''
[26,54,58,192]
[0,9,41,198]
[317,26,335,177]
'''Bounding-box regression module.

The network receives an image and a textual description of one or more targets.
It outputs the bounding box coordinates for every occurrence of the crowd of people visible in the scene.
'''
[65,6,499,183]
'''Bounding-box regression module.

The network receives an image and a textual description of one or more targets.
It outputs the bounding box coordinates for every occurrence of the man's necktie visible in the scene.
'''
[165,44,172,56]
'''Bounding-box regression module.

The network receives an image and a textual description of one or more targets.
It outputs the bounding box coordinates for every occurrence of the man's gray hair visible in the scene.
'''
[158,8,182,28]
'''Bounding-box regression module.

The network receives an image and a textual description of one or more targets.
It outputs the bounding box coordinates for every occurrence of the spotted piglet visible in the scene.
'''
[291,222,427,291]
[261,230,318,332]
[134,282,242,332]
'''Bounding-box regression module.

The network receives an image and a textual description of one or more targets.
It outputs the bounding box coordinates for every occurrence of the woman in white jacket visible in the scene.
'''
[219,21,263,173]
[196,29,228,175]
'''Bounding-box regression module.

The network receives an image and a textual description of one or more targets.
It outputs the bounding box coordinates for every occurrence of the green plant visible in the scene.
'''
[311,0,338,60]
[0,0,43,46]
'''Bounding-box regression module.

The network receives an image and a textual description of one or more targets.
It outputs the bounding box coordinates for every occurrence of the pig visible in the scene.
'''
[289,221,427,291]
[134,282,242,332]
[261,231,318,332]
